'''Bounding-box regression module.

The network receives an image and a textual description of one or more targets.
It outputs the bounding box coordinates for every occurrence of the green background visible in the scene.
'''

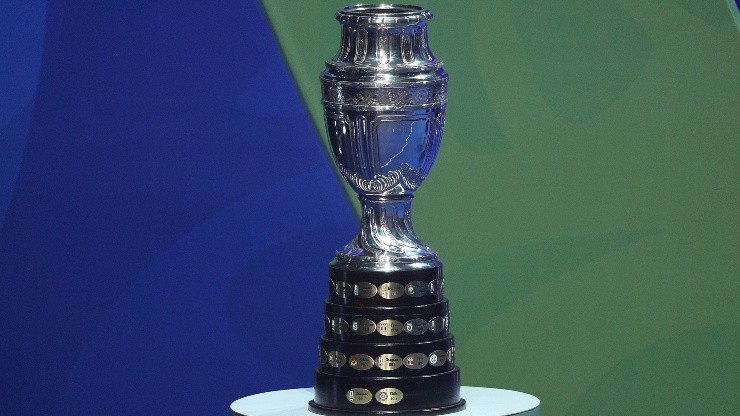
[261,1,739,414]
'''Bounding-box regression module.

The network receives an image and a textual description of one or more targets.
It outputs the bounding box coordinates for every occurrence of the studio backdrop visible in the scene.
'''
[1,1,738,415]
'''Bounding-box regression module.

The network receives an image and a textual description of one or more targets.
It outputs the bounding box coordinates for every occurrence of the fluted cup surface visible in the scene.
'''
[321,5,447,268]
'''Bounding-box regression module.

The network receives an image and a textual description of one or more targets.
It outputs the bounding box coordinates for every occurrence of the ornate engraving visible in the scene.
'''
[324,81,447,109]
[336,162,421,194]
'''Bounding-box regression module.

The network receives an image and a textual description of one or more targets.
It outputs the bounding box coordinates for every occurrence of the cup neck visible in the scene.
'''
[336,4,432,25]
[329,14,440,73]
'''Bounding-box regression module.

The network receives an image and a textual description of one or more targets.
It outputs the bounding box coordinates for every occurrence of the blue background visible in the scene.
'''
[0,1,356,414]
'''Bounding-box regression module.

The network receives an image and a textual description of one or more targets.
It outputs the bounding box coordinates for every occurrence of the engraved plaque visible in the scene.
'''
[428,280,437,295]
[405,281,428,297]
[328,350,347,368]
[346,388,372,405]
[378,282,404,299]
[349,354,375,371]
[375,388,404,405]
[403,353,429,369]
[353,282,378,298]
[335,281,352,298]
[319,347,328,365]
[428,316,444,333]
[377,319,403,336]
[404,318,428,335]
[331,317,349,334]
[375,354,402,371]
[447,346,455,364]
[428,350,447,367]
[351,318,376,335]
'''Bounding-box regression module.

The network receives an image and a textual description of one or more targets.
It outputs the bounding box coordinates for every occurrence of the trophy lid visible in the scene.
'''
[336,4,432,25]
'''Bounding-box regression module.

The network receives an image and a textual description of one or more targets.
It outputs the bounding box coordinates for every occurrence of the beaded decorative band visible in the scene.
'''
[326,314,449,336]
[320,347,455,371]
[331,279,444,300]
[322,80,447,110]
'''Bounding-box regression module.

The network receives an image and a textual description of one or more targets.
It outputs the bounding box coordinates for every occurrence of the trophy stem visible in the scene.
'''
[335,195,438,267]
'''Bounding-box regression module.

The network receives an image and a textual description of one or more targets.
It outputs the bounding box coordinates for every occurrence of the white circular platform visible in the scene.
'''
[231,386,540,415]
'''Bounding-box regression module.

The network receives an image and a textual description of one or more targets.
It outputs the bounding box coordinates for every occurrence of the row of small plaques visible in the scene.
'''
[332,280,443,299]
[320,347,454,371]
[327,315,449,336]
[347,387,403,406]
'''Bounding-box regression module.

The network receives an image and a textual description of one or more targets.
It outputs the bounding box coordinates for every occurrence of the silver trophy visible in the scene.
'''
[323,5,446,269]
[310,5,464,414]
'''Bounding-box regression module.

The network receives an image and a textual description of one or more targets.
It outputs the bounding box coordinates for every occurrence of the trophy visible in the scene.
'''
[310,5,465,414]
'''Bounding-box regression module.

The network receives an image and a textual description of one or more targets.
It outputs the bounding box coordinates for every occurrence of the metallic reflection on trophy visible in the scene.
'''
[310,5,464,414]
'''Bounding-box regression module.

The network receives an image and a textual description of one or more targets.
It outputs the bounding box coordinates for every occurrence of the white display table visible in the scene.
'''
[231,386,540,415]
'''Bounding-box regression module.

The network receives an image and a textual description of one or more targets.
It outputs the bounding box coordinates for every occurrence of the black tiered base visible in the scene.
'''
[311,263,464,414]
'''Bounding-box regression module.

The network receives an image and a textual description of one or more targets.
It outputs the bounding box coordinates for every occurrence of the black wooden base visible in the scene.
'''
[311,367,464,414]
[312,263,463,414]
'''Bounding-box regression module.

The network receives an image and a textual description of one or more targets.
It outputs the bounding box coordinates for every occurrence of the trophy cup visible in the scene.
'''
[310,5,465,414]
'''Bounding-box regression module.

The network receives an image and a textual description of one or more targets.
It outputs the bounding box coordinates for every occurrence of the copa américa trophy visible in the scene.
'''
[310,5,465,414]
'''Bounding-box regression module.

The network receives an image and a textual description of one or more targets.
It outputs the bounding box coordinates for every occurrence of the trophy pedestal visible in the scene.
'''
[311,367,464,414]
[312,264,462,413]
[231,387,540,416]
